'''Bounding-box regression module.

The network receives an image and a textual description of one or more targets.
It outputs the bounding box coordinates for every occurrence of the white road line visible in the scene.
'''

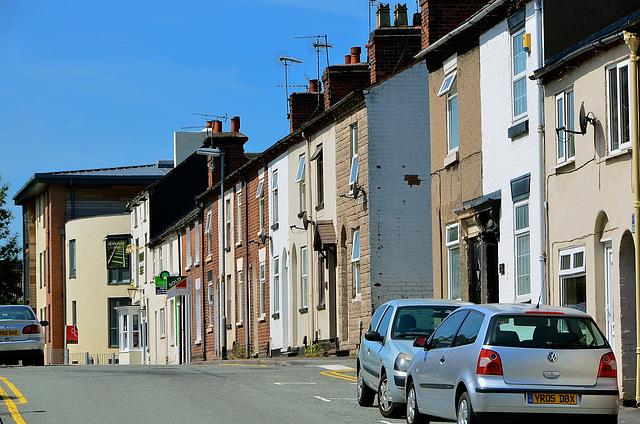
[317,365,353,371]
[315,396,331,402]
[274,382,317,385]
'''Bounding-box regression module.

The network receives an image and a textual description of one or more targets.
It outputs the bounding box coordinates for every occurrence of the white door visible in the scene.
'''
[604,243,615,347]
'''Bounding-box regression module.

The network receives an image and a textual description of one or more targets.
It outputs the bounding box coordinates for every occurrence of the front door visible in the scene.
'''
[604,243,615,347]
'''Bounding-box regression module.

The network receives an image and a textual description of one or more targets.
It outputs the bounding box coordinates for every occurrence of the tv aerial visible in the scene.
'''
[368,0,385,33]
[181,113,228,136]
[295,34,333,84]
[277,55,304,120]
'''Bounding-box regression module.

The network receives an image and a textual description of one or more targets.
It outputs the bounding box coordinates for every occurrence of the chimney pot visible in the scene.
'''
[213,120,222,133]
[230,116,240,132]
[345,54,352,64]
[394,3,409,27]
[350,46,361,64]
[309,79,320,93]
[376,4,391,28]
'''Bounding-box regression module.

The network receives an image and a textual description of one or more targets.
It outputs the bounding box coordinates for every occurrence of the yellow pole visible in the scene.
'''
[624,31,640,405]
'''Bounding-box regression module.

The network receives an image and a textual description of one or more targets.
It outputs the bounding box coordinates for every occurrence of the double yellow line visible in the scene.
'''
[0,377,26,424]
[319,368,357,382]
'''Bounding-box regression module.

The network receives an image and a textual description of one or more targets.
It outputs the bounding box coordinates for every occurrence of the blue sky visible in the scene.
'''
[0,1,407,239]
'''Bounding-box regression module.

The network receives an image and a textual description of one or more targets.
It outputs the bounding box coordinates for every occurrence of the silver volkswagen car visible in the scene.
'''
[405,303,619,424]
[0,305,48,366]
[357,299,470,418]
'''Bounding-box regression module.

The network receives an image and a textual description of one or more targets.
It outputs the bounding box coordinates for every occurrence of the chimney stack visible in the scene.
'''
[420,0,489,49]
[230,116,240,132]
[308,79,320,93]
[322,47,370,110]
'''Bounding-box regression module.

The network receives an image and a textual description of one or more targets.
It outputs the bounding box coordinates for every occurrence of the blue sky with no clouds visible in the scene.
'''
[0,1,410,238]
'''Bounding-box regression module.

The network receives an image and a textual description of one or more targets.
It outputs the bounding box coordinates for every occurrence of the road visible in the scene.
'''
[0,357,639,423]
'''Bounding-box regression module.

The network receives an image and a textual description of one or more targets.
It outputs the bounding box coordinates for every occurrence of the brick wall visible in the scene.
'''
[322,61,370,110]
[367,27,423,84]
[420,0,488,49]
[48,184,67,354]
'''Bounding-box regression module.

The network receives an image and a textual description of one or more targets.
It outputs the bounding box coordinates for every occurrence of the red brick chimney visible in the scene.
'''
[322,46,370,109]
[420,0,489,49]
[289,79,324,132]
[203,116,248,186]
[366,3,423,84]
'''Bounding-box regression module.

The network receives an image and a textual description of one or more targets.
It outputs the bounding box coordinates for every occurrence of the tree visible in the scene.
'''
[0,174,22,304]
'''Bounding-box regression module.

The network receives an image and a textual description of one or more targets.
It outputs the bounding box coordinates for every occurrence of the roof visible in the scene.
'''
[13,162,174,205]
[456,303,591,317]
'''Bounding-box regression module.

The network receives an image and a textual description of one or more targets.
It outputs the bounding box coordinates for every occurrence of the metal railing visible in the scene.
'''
[47,348,119,365]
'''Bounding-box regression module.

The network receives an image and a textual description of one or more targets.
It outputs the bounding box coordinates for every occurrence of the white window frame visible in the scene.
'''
[301,247,308,309]
[69,239,77,279]
[186,226,192,269]
[556,88,575,163]
[205,210,212,257]
[297,155,306,213]
[349,124,359,192]
[237,270,243,324]
[259,262,266,315]
[225,198,231,249]
[195,278,202,344]
[351,229,361,297]
[236,183,243,244]
[446,224,461,300]
[271,170,279,227]
[514,201,531,298]
[194,219,200,265]
[273,257,280,314]
[512,28,527,119]
[258,177,266,232]
[606,60,631,152]
[438,70,459,153]
[559,246,586,312]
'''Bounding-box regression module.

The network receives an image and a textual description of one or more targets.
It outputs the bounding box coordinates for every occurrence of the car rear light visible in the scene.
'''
[22,324,40,334]
[598,352,617,378]
[477,348,503,375]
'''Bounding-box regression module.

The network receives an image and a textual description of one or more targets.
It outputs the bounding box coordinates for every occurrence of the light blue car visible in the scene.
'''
[357,298,470,418]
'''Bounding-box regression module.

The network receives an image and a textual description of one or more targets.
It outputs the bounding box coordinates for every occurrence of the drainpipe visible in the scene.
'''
[534,0,547,305]
[623,30,640,405]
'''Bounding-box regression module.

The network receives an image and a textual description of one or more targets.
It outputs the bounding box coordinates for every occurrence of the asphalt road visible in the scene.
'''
[0,356,639,423]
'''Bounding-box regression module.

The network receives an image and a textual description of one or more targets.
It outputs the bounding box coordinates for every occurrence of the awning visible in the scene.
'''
[314,220,336,251]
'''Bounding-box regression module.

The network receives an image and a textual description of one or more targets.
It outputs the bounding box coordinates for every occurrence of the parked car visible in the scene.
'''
[0,305,48,366]
[357,298,470,418]
[405,303,619,424]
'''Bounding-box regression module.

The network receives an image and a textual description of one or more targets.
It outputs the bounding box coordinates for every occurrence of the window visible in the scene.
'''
[515,202,530,297]
[186,227,192,268]
[195,278,202,344]
[452,311,484,347]
[352,229,361,297]
[205,209,212,257]
[559,246,586,312]
[160,307,166,338]
[194,219,200,265]
[271,172,279,227]
[316,151,324,207]
[119,309,141,352]
[207,280,213,326]
[260,262,266,315]
[169,299,176,345]
[225,199,231,249]
[556,89,575,163]
[301,247,308,309]
[607,61,631,152]
[296,155,306,213]
[71,300,77,326]
[446,225,461,300]
[109,298,131,348]
[69,239,76,279]
[106,237,131,285]
[273,257,280,315]
[318,255,325,307]
[39,251,44,288]
[431,311,469,349]
[236,184,242,243]
[258,178,266,231]
[349,124,359,191]
[237,270,243,322]
[512,28,527,118]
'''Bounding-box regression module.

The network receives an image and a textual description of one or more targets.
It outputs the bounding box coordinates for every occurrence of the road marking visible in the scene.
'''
[317,364,353,371]
[0,377,26,424]
[274,382,317,385]
[315,396,331,402]
[219,363,267,368]
[319,369,357,382]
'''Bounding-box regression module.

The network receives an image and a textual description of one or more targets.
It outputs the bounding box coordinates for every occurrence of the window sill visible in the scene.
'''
[195,340,201,346]
[272,312,280,320]
[271,223,279,231]
[315,204,324,212]
[226,324,232,330]
[444,150,459,168]
[236,321,243,328]
[351,295,362,303]
[316,304,326,311]
[299,307,308,314]
[205,255,213,263]
[553,158,576,172]
[224,247,231,252]
[258,313,266,322]
[604,147,631,161]
[235,242,243,248]
[207,326,214,334]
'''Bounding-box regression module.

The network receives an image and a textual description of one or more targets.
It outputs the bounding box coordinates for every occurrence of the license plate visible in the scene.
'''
[528,393,577,405]
[0,330,19,336]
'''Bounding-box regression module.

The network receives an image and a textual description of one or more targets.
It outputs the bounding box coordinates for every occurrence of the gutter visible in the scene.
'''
[414,0,507,60]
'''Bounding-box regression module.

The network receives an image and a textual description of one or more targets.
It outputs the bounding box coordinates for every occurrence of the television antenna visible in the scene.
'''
[368,0,385,33]
[278,56,303,120]
[295,34,332,84]
[181,113,228,137]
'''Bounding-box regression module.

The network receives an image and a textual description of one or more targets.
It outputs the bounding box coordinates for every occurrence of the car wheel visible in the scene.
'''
[377,371,399,417]
[357,363,375,407]
[406,381,429,424]
[457,391,478,424]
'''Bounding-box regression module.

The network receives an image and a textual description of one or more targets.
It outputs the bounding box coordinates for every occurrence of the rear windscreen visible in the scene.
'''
[487,314,608,349]
[0,306,37,321]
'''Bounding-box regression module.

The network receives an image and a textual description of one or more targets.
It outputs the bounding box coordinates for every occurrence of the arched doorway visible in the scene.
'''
[619,230,636,402]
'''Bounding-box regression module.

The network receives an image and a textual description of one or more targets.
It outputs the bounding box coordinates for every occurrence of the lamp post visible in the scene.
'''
[197,147,227,359]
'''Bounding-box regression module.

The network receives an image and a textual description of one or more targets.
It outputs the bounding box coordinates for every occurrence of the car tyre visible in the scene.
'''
[357,363,375,407]
[457,391,479,424]
[406,381,429,424]
[378,371,399,418]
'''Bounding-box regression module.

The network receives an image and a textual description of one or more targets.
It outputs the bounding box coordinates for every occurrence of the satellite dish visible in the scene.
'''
[257,228,267,245]
[302,211,310,230]
[579,101,596,135]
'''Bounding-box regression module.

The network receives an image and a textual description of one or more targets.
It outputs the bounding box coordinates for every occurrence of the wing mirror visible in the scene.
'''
[364,331,384,343]
[413,336,428,348]
[40,320,49,327]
